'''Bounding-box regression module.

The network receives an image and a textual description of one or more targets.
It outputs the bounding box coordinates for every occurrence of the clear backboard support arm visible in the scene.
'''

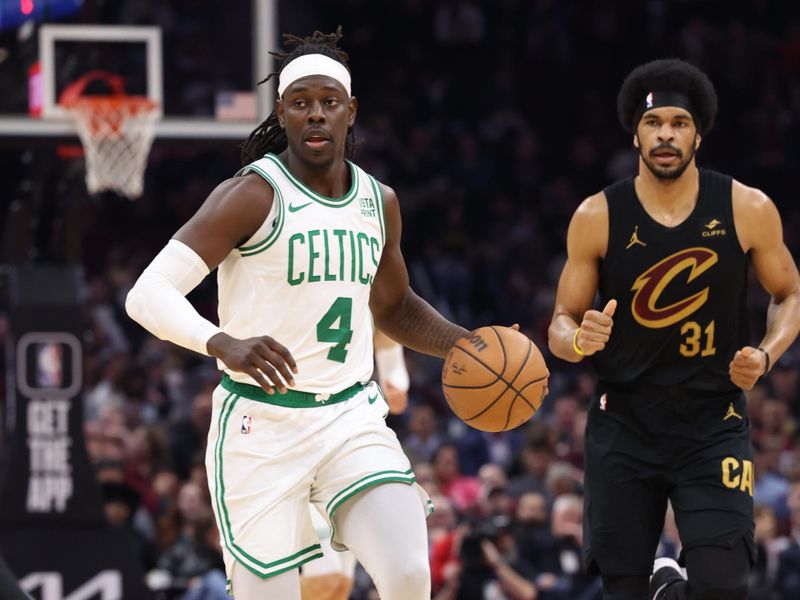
[254,0,276,121]
[0,116,258,139]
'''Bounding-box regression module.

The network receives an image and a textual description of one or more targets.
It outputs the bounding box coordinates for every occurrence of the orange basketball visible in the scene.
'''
[442,326,548,432]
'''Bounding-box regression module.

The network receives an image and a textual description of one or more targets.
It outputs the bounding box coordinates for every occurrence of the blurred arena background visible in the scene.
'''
[0,0,799,598]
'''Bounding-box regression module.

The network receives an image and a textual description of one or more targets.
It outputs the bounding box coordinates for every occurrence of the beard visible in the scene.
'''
[639,142,696,180]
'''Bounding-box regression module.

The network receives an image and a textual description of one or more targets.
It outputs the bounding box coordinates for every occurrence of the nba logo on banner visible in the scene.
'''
[600,393,608,412]
[36,343,63,388]
[645,92,654,109]
[18,332,82,397]
[241,416,252,434]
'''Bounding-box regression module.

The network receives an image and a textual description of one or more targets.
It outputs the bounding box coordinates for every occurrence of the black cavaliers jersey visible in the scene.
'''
[592,169,749,392]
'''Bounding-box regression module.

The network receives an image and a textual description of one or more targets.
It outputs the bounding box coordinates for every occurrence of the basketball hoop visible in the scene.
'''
[59,70,159,199]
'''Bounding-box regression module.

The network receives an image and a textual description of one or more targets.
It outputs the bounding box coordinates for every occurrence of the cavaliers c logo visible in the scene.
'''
[631,247,718,328]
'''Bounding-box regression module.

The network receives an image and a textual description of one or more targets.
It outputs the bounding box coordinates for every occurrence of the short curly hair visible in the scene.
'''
[617,59,718,136]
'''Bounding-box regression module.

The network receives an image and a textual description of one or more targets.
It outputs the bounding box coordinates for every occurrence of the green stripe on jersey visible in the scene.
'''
[368,175,386,245]
[238,165,285,256]
[266,153,358,207]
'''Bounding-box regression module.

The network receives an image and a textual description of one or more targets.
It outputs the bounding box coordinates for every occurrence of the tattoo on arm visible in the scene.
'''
[387,292,469,358]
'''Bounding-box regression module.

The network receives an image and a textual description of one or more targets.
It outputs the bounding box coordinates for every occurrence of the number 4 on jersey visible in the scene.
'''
[317,297,353,363]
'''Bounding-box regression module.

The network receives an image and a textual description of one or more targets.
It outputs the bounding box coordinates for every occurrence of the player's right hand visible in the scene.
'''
[207,332,297,394]
[575,299,617,356]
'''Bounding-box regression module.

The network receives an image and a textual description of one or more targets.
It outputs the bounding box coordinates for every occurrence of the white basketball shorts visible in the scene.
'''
[205,376,432,580]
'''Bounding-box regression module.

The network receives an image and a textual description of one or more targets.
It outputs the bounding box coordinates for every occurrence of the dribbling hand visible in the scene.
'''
[207,332,297,394]
[729,346,767,391]
[575,299,617,356]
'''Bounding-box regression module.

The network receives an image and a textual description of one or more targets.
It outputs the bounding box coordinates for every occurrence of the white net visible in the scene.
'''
[63,97,158,199]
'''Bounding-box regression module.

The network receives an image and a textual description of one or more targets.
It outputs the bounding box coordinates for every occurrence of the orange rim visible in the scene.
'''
[61,96,157,137]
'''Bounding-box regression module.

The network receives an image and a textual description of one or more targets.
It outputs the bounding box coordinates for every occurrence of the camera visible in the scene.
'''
[459,515,511,567]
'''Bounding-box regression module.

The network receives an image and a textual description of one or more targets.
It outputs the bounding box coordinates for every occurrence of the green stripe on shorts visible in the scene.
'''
[325,470,416,549]
[325,468,415,515]
[213,391,323,578]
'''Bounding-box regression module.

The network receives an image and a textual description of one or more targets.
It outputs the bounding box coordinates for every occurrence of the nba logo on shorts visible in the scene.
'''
[241,415,252,434]
[645,92,654,108]
[36,343,63,387]
[600,393,608,412]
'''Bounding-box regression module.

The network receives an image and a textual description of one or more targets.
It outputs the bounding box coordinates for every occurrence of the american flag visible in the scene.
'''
[215,91,257,121]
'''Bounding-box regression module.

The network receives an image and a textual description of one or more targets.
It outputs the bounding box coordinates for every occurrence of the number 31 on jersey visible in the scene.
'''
[680,319,716,357]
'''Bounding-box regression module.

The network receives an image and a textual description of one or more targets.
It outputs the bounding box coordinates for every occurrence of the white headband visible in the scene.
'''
[277,54,351,97]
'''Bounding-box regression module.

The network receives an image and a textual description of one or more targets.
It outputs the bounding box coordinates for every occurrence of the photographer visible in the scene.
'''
[481,536,539,600]
[534,494,602,600]
[434,516,539,600]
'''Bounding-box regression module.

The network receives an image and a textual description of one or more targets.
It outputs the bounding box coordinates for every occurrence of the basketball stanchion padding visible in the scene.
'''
[59,70,159,199]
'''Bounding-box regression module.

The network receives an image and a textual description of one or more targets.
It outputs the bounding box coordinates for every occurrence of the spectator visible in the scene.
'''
[754,439,791,523]
[514,492,561,576]
[507,435,555,499]
[156,480,211,557]
[751,504,790,596]
[547,494,601,600]
[432,443,482,513]
[477,463,508,496]
[457,428,523,475]
[756,397,795,448]
[102,481,155,573]
[169,391,213,480]
[414,461,441,497]
[770,352,800,415]
[155,511,229,600]
[428,494,458,546]
[480,486,514,521]
[776,482,800,598]
[125,425,171,519]
[404,403,443,465]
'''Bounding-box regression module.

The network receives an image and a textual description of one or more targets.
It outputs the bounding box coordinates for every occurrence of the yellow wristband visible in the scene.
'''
[573,327,586,356]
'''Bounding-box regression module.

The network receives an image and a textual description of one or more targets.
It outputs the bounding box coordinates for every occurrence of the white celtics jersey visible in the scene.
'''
[216,153,386,394]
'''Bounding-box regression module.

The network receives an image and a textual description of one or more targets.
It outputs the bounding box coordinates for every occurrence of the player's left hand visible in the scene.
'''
[380,380,408,415]
[729,346,767,391]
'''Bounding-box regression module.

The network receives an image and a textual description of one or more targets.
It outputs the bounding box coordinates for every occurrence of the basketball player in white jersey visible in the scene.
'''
[300,330,411,600]
[126,29,475,600]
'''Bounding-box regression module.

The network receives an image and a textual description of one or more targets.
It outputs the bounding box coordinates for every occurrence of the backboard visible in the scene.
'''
[0,0,276,140]
[39,24,163,120]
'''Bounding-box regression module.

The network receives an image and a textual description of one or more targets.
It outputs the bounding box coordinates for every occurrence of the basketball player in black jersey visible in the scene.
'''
[548,59,800,599]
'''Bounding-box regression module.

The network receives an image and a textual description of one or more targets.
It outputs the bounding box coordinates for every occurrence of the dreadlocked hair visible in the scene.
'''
[241,27,354,166]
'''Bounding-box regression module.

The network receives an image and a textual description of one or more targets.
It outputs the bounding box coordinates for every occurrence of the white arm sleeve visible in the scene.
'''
[375,343,410,391]
[125,239,222,356]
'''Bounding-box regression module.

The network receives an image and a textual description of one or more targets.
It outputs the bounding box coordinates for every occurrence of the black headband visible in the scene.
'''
[633,90,699,131]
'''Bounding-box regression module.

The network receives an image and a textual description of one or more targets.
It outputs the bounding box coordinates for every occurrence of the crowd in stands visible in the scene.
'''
[1,0,800,598]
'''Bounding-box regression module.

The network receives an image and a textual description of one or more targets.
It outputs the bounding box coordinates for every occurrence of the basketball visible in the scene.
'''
[442,326,548,432]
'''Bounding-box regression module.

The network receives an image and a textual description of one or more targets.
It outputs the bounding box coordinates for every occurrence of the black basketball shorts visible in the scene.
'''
[582,384,756,577]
